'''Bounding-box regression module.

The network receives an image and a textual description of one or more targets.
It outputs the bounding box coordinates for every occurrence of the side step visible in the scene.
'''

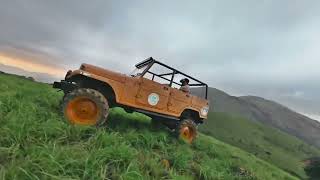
[133,108,180,121]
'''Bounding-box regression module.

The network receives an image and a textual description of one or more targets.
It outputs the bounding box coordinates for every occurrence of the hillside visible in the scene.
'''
[0,74,296,179]
[200,112,320,179]
[205,88,320,148]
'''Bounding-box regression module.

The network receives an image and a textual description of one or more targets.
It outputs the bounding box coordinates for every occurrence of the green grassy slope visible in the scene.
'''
[200,112,320,179]
[0,73,296,180]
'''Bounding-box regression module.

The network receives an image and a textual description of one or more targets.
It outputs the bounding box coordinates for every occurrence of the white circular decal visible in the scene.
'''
[148,93,160,106]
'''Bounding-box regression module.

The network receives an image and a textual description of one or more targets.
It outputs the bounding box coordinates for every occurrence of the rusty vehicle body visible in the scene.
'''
[53,57,209,143]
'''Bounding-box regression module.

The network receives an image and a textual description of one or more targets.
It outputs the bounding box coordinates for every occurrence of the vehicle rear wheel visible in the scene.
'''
[62,88,109,126]
[175,119,197,143]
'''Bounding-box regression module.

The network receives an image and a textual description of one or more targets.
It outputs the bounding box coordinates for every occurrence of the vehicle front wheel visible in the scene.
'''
[176,119,197,143]
[62,88,109,126]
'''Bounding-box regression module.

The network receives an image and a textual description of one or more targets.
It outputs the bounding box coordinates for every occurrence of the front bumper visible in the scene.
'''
[53,80,78,93]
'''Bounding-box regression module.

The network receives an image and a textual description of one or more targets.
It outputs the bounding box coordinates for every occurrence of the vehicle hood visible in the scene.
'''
[80,63,126,82]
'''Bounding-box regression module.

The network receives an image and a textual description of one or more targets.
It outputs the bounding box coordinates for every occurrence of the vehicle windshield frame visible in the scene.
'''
[129,63,151,77]
[133,57,208,99]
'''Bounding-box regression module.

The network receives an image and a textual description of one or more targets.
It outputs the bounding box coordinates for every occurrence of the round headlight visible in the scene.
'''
[201,106,209,116]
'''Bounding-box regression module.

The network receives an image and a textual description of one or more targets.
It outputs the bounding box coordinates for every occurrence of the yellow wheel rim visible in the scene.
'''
[161,159,170,169]
[66,96,100,125]
[180,126,195,143]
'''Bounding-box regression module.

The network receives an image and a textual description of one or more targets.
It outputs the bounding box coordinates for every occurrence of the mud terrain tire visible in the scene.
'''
[176,119,197,143]
[62,88,109,126]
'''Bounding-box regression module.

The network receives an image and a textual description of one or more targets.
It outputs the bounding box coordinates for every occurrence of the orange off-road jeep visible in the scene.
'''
[53,57,209,143]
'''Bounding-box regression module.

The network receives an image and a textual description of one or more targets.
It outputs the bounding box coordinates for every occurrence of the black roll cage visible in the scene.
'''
[135,57,208,99]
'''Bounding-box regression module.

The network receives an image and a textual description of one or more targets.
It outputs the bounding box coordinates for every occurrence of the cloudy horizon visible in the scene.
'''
[0,0,319,121]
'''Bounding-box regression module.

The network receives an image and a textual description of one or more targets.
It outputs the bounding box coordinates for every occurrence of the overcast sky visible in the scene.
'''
[0,0,319,121]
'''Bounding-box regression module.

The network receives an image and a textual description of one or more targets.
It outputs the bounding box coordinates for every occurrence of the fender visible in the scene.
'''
[68,70,125,103]
[180,107,201,119]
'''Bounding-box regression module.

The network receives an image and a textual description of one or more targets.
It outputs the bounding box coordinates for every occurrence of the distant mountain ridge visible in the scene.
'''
[205,87,320,148]
[0,63,58,83]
